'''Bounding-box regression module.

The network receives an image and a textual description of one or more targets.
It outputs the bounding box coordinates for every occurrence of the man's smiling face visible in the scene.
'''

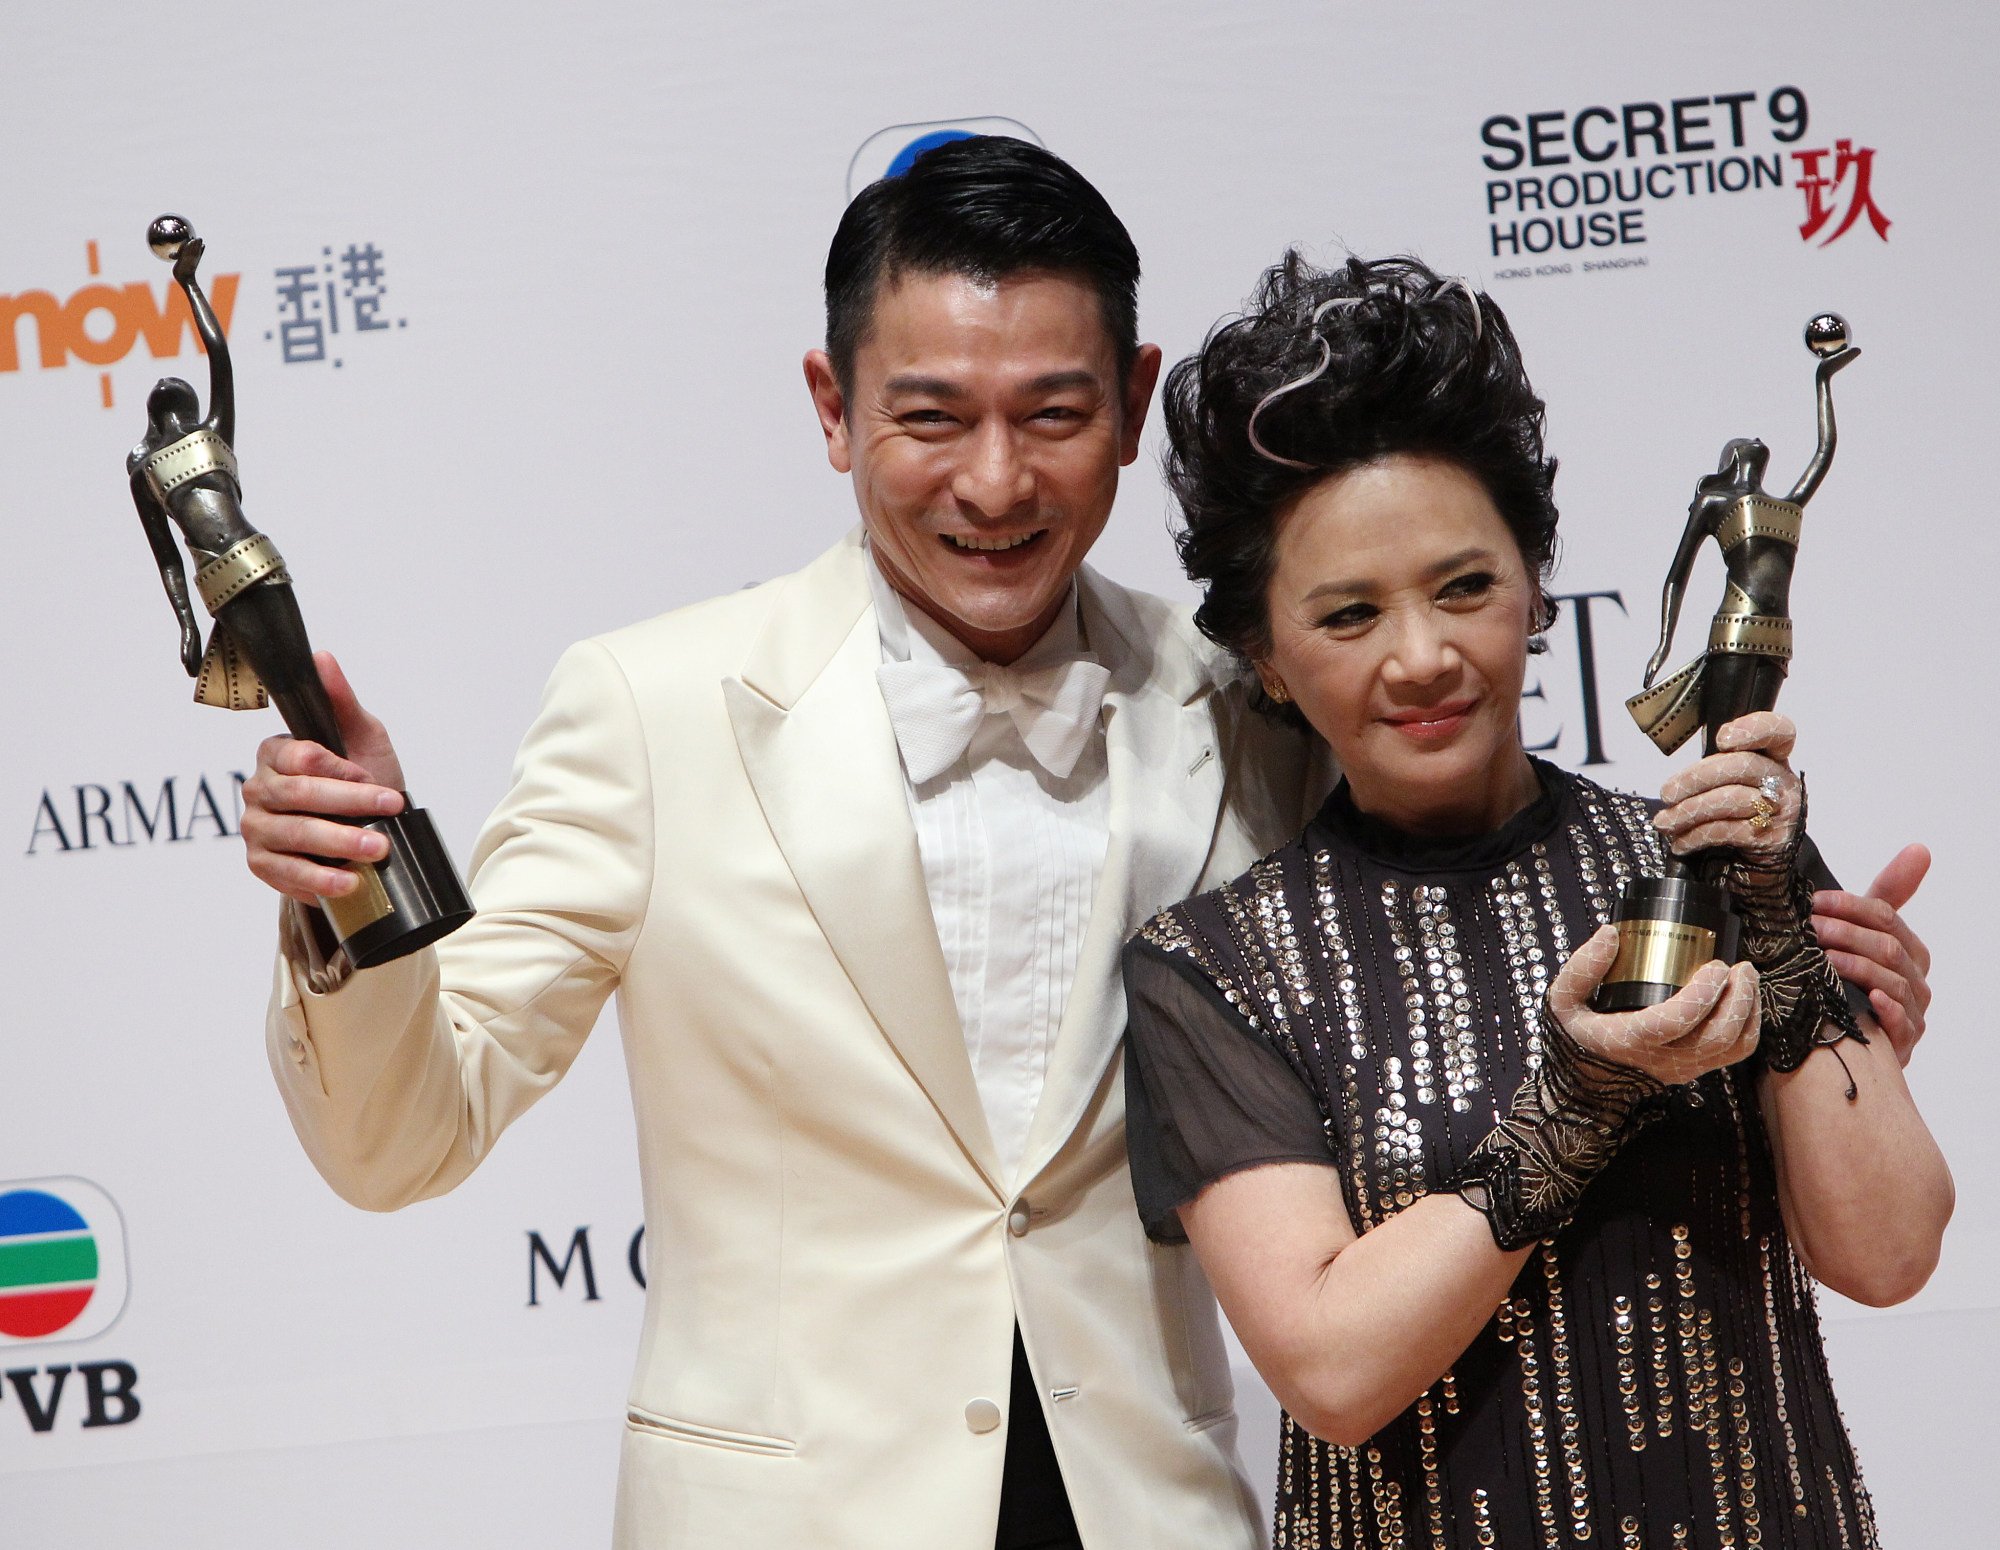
[806,268,1160,664]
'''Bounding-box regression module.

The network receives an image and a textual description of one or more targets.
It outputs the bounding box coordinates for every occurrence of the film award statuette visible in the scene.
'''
[1592,314,1859,1011]
[125,214,474,969]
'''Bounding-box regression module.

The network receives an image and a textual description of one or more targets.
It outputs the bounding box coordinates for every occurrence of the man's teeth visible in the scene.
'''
[945,532,1039,552]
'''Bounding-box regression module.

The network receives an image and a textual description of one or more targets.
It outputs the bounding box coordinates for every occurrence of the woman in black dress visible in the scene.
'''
[1122,254,1951,1549]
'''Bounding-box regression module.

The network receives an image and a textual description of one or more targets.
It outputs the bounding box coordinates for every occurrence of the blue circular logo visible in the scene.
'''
[886,129,977,180]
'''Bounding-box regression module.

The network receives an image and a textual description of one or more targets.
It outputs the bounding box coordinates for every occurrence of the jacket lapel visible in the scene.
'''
[1019,570,1227,1181]
[724,534,1004,1195]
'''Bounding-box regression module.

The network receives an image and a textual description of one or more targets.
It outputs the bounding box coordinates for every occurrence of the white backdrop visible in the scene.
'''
[3,2,1994,1543]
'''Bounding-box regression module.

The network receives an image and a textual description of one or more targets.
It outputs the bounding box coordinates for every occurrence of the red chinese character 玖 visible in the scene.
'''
[1793,140,1892,246]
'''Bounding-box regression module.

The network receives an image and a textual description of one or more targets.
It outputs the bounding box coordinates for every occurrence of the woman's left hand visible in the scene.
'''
[1653,710,1800,870]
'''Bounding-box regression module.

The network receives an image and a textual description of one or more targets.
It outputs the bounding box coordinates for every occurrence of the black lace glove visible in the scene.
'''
[1449,924,1759,1250]
[1724,778,1866,1074]
[1453,1015,1669,1249]
[1652,714,1866,1078]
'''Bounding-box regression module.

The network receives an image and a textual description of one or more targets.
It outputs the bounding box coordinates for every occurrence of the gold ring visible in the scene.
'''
[1750,797,1775,831]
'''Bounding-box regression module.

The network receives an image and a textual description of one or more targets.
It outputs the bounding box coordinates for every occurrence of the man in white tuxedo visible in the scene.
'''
[246,137,1304,1549]
[243,137,1935,1549]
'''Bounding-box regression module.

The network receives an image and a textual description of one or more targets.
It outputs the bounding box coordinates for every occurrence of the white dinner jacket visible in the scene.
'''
[266,529,1314,1549]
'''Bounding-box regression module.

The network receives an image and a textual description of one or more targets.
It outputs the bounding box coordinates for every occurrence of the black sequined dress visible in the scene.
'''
[1123,762,1878,1550]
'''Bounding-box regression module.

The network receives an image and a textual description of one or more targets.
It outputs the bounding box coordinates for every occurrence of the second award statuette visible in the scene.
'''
[126,213,474,969]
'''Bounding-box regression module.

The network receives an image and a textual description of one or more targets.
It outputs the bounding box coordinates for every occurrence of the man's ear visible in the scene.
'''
[803,350,852,473]
[1118,343,1165,465]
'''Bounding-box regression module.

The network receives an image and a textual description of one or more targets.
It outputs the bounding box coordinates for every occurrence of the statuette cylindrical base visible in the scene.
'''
[1593,873,1741,1012]
[315,803,473,970]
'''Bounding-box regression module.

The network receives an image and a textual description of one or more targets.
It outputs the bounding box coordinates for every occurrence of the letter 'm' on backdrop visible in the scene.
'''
[4,3,1993,1542]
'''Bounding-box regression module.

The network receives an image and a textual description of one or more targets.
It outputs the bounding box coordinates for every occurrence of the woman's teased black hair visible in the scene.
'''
[1163,252,1560,669]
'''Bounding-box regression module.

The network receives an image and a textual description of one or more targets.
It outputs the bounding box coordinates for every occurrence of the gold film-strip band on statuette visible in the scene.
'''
[194,533,291,616]
[1714,495,1803,554]
[139,428,239,502]
[1625,661,1705,754]
[1708,611,1793,661]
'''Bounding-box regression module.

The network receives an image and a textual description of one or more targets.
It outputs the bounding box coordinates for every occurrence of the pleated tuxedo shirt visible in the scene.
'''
[868,558,1112,1185]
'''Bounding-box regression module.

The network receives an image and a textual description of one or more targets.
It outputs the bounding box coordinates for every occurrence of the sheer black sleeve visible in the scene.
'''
[1796,834,1872,1027]
[1121,938,1337,1244]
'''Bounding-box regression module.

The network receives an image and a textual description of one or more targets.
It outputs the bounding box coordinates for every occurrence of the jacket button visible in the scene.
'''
[1007,1205,1031,1237]
[964,1398,1003,1434]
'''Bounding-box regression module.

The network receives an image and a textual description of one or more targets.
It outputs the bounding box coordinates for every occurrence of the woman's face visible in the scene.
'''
[1258,453,1542,836]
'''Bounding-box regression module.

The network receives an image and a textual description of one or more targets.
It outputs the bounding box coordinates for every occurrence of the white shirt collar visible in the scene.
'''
[864,540,1088,671]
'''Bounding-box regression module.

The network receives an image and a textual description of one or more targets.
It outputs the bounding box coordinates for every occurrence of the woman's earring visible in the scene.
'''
[1263,675,1292,705]
[1527,591,1558,654]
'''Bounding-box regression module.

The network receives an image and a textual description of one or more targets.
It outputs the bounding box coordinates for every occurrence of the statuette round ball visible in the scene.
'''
[1805,312,1849,357]
[147,214,194,261]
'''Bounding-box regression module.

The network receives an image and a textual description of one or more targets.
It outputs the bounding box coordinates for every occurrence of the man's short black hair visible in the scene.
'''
[824,136,1141,396]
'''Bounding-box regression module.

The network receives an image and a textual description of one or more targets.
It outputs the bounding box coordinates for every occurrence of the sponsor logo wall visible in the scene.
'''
[1476,86,1894,268]
[4,4,1992,1545]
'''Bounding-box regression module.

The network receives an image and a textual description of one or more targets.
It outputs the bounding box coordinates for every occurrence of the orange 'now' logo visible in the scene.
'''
[0,241,239,408]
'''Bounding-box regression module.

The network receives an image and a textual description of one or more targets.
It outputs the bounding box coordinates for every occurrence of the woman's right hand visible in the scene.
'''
[1547,924,1761,1087]
[240,652,408,906]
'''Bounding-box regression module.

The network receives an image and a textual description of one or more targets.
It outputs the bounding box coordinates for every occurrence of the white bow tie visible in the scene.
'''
[877,654,1112,785]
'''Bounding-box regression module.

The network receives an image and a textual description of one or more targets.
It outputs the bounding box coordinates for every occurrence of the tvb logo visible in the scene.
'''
[0,1179,142,1434]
